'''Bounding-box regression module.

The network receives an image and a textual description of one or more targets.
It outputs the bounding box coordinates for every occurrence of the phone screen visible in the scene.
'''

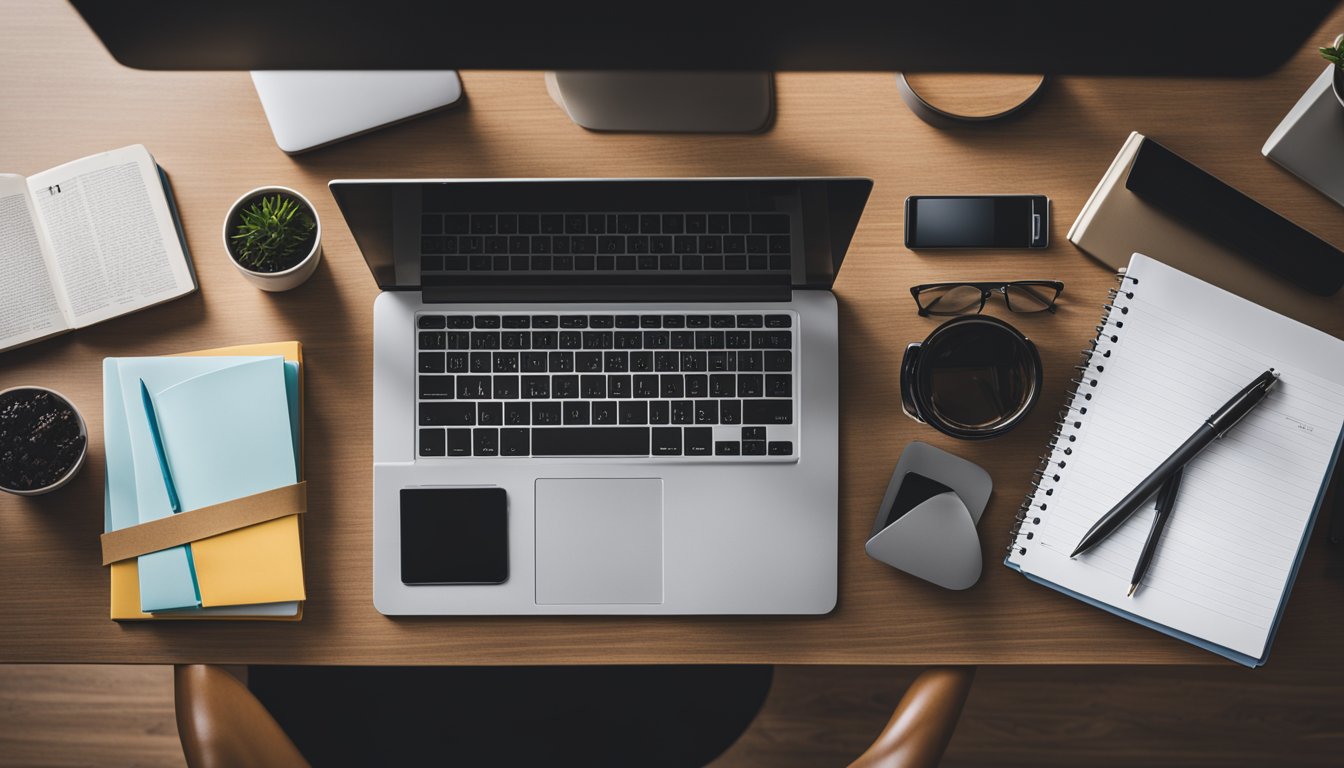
[905,196,1045,248]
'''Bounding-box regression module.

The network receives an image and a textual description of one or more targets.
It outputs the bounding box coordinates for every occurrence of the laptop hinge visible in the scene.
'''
[420,284,791,304]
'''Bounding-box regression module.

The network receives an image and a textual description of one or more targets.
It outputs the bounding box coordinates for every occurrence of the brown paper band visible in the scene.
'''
[100,482,306,566]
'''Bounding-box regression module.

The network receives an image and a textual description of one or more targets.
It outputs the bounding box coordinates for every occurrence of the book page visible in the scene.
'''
[28,145,194,328]
[0,173,69,350]
[1012,255,1344,661]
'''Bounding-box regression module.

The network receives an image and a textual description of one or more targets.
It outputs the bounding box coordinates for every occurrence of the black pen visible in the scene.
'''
[1127,466,1182,597]
[1071,369,1279,558]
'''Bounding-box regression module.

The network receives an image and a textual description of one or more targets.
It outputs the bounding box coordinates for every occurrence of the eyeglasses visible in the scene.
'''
[910,280,1064,317]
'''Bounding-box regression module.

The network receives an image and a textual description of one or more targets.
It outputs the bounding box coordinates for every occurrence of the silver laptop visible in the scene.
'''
[330,178,872,615]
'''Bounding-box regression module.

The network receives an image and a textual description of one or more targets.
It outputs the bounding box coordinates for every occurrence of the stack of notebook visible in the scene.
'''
[102,342,306,620]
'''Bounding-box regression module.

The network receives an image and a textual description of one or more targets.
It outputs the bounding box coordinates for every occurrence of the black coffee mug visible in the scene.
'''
[900,315,1042,440]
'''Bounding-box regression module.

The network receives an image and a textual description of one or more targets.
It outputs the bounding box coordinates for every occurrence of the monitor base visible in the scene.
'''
[545,71,773,133]
[250,71,464,154]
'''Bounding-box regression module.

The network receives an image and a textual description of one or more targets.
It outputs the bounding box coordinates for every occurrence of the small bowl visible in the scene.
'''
[0,386,88,496]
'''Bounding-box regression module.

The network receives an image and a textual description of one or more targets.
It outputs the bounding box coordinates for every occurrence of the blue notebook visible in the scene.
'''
[1006,255,1344,667]
[103,355,299,612]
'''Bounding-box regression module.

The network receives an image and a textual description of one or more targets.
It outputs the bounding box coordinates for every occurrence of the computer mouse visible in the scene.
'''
[865,490,983,591]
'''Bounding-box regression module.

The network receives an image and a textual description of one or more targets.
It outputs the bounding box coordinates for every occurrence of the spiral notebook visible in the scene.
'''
[1006,254,1344,667]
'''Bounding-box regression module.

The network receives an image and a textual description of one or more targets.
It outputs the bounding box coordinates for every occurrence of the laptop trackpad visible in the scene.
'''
[534,478,663,605]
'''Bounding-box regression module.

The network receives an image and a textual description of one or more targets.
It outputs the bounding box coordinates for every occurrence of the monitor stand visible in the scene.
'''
[545,72,774,133]
[250,71,464,154]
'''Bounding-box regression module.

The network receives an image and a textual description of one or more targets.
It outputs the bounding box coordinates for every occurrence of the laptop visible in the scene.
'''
[330,178,872,615]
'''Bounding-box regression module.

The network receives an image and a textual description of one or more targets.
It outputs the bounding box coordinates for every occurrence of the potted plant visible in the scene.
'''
[223,186,322,292]
[0,387,87,496]
[1322,34,1344,109]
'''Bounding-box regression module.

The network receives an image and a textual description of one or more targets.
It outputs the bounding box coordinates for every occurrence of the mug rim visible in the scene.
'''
[902,315,1043,440]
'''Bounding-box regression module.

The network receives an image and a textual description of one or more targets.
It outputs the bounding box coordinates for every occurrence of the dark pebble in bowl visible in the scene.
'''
[0,389,86,492]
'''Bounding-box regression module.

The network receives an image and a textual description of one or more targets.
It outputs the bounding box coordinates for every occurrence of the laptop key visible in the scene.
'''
[532,315,559,328]
[550,352,574,372]
[764,351,792,371]
[419,375,454,399]
[634,374,658,398]
[764,314,793,328]
[577,352,603,373]
[738,374,763,397]
[533,401,562,425]
[684,427,712,455]
[521,352,547,372]
[766,374,792,397]
[505,402,530,425]
[552,375,578,399]
[419,428,445,457]
[615,315,640,328]
[666,400,690,425]
[477,402,502,426]
[532,427,650,456]
[715,441,741,456]
[563,401,590,425]
[470,353,491,373]
[650,400,670,424]
[694,400,718,424]
[752,330,791,348]
[493,352,519,372]
[652,427,681,456]
[521,376,548,400]
[418,352,445,373]
[420,402,475,426]
[619,401,648,425]
[605,352,628,372]
[446,353,468,373]
[493,376,519,399]
[474,428,499,456]
[685,374,707,398]
[592,401,617,424]
[720,400,741,425]
[769,441,794,456]
[418,315,446,329]
[660,375,684,398]
[743,399,793,424]
[743,440,767,456]
[630,351,653,372]
[500,429,529,457]
[446,428,472,456]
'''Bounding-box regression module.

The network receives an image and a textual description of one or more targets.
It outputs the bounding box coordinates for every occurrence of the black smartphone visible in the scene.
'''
[904,195,1049,249]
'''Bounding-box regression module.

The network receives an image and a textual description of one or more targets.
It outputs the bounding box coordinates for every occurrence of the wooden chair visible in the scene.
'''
[175,664,974,768]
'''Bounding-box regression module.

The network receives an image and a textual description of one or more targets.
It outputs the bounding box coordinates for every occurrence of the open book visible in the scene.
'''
[0,144,196,353]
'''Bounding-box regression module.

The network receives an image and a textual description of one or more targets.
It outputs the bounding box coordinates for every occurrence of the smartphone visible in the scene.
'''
[904,195,1049,249]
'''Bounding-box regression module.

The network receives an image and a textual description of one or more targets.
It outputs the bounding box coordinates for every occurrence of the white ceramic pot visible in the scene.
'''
[1334,35,1344,111]
[223,185,323,292]
[0,386,88,497]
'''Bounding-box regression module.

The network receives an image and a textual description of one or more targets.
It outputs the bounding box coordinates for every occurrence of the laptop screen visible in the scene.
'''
[330,178,870,301]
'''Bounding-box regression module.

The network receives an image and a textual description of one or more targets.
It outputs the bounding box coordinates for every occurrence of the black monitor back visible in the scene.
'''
[71,1,1337,76]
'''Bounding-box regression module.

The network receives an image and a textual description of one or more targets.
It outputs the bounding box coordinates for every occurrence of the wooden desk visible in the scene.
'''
[2,0,1341,666]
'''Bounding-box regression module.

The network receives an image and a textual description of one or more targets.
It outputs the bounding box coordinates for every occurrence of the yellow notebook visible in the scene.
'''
[109,341,305,621]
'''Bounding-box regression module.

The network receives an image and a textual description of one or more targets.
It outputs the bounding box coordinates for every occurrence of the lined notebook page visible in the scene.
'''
[1010,254,1344,660]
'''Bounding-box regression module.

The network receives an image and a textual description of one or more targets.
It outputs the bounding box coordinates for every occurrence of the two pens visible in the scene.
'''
[1069,369,1279,596]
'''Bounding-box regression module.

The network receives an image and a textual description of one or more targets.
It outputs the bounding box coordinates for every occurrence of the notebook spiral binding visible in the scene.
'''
[1008,269,1140,557]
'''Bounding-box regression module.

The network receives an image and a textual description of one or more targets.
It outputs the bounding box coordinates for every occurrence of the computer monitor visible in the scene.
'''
[70,1,1338,134]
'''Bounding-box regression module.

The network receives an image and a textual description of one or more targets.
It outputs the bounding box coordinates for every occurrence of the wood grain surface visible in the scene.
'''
[1,0,1341,666]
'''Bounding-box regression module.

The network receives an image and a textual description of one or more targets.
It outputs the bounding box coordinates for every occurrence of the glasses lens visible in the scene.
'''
[917,285,985,315]
[1004,283,1060,313]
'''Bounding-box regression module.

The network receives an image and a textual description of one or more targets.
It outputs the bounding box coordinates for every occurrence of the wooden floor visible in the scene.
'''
[2,664,1341,767]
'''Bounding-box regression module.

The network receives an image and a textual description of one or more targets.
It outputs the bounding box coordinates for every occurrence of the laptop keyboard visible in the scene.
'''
[415,311,798,459]
[419,212,793,274]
